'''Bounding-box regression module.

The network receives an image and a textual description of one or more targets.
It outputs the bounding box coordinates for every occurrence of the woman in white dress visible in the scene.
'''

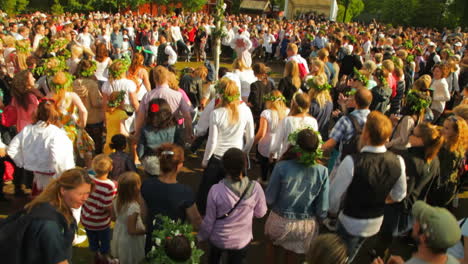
[94,42,112,88]
[270,92,318,159]
[8,99,75,196]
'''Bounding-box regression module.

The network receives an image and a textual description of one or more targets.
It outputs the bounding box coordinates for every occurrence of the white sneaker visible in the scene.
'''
[73,234,87,245]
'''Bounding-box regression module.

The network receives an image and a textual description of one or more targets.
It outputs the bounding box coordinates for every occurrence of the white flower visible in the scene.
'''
[155,238,161,246]
[173,230,181,236]
[191,241,195,248]
[222,3,227,10]
[151,246,156,252]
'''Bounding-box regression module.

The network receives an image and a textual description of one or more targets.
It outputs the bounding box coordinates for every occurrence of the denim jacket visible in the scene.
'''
[265,160,329,220]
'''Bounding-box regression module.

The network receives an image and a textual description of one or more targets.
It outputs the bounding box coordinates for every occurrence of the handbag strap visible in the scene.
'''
[216,181,253,220]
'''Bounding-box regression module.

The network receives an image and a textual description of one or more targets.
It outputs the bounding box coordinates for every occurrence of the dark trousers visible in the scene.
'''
[86,122,104,155]
[176,40,190,56]
[12,166,33,191]
[196,156,225,215]
[258,154,274,181]
[337,220,367,263]
[209,244,248,264]
[86,227,111,254]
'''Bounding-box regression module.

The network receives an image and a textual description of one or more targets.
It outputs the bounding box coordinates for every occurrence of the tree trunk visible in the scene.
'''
[213,0,224,82]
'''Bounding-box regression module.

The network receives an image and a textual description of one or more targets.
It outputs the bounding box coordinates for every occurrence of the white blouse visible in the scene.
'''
[8,121,75,175]
[202,102,255,167]
[270,115,319,158]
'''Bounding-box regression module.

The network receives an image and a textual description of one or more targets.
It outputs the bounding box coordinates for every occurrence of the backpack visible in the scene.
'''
[340,114,364,161]
[0,203,70,264]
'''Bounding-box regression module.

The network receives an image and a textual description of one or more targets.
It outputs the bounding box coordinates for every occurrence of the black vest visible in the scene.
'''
[343,151,401,219]
[157,43,169,66]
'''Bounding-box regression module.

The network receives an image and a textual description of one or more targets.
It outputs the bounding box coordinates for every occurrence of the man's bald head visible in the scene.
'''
[355,88,373,109]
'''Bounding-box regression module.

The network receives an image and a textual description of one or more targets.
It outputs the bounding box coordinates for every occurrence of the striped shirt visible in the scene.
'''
[81,177,117,230]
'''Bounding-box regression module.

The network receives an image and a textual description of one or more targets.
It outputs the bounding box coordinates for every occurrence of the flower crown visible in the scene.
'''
[109,58,131,79]
[306,77,332,91]
[33,57,68,77]
[15,41,31,54]
[263,93,286,102]
[287,127,324,167]
[107,90,126,108]
[50,71,74,93]
[406,54,415,63]
[79,60,97,78]
[215,80,240,103]
[353,68,369,86]
[403,40,413,50]
[147,215,204,264]
[406,90,431,113]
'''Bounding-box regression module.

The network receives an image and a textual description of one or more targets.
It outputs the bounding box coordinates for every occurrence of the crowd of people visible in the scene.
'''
[0,8,467,264]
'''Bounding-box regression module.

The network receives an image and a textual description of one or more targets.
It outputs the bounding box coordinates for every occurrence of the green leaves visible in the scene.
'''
[337,0,365,22]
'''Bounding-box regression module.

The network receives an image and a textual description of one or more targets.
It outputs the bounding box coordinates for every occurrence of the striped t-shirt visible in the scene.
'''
[81,177,117,230]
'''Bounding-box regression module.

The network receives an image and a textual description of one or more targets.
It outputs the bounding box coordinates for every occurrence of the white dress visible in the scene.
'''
[111,201,145,264]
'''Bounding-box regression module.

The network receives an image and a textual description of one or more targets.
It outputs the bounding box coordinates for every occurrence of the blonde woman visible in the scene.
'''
[308,75,333,138]
[308,58,328,85]
[270,92,318,158]
[232,58,257,101]
[14,39,31,72]
[196,78,255,215]
[254,90,289,184]
[278,60,302,104]
[67,45,83,75]
[127,53,151,101]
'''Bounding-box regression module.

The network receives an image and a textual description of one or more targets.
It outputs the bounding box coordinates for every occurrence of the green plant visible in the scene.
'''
[287,128,324,167]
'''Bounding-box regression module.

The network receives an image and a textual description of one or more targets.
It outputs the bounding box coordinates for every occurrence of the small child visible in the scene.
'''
[109,134,137,181]
[111,172,145,264]
[103,90,129,154]
[81,154,118,264]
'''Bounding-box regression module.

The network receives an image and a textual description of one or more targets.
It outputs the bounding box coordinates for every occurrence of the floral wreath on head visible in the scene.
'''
[287,127,324,167]
[109,58,131,79]
[215,79,240,103]
[33,57,68,77]
[147,215,204,264]
[306,77,332,92]
[406,54,415,63]
[353,68,369,86]
[405,90,431,113]
[79,60,97,78]
[107,90,126,108]
[263,93,286,103]
[50,71,74,93]
[15,40,31,54]
[403,39,413,50]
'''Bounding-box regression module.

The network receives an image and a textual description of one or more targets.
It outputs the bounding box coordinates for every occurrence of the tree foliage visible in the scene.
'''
[337,0,365,23]
[362,0,466,28]
[0,0,30,15]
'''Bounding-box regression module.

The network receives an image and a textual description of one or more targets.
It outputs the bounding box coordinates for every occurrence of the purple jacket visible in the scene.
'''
[198,180,267,249]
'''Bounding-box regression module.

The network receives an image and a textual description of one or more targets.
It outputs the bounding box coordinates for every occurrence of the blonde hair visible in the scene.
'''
[290,92,311,116]
[15,40,31,70]
[2,35,15,48]
[284,60,301,89]
[25,168,93,225]
[287,43,298,54]
[308,75,332,108]
[310,58,326,78]
[233,58,250,71]
[382,60,395,76]
[217,78,240,124]
[453,104,468,120]
[71,45,84,59]
[152,66,170,86]
[92,154,113,176]
[116,172,141,214]
[307,234,348,264]
[266,90,288,121]
[167,72,179,91]
[444,117,468,157]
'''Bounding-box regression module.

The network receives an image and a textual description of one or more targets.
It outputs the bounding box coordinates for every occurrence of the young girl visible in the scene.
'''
[111,172,145,264]
[103,90,129,154]
[254,90,289,184]
[137,98,176,176]
[307,75,333,139]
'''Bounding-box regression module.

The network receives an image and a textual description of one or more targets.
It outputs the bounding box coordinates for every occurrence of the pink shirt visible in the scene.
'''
[12,94,39,132]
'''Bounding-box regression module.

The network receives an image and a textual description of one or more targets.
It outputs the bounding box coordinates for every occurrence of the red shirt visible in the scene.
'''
[81,177,117,230]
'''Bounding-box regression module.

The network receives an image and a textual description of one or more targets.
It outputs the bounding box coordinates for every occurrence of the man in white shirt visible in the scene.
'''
[329,111,406,263]
[156,34,177,66]
[170,20,190,61]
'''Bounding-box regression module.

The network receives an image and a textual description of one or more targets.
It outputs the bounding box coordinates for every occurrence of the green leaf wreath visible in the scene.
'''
[79,60,97,78]
[306,77,332,92]
[107,90,126,108]
[147,215,204,264]
[353,68,369,86]
[50,71,74,93]
[406,90,431,113]
[287,127,324,167]
[263,93,286,102]
[108,58,131,79]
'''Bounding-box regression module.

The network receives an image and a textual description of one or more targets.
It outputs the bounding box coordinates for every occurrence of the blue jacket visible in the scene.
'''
[266,160,329,220]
